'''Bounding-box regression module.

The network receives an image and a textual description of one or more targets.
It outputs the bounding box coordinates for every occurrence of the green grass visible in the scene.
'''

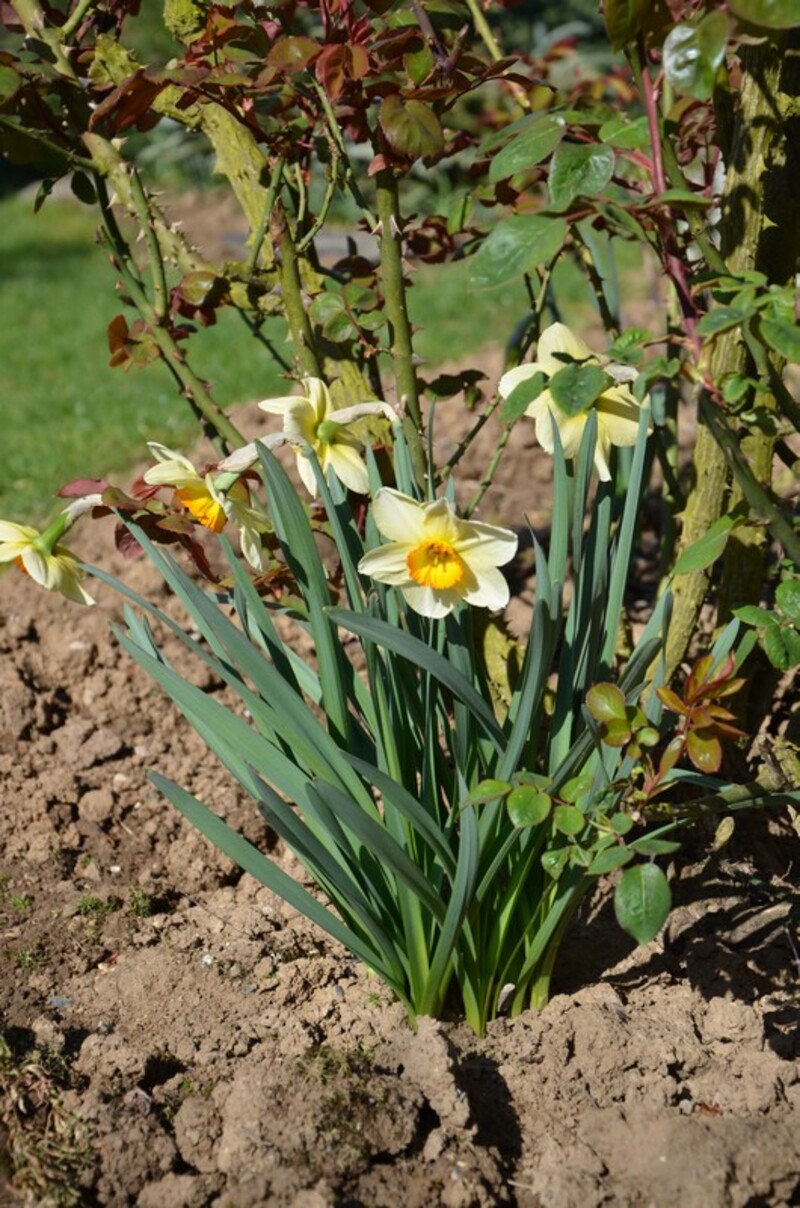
[0,195,288,520]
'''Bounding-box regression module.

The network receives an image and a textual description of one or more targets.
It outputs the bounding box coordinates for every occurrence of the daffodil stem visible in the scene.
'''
[375,170,426,485]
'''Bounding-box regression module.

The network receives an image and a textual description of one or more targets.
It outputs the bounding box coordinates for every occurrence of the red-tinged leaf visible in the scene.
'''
[115,523,144,559]
[658,736,685,777]
[685,653,715,702]
[602,718,633,748]
[708,676,746,700]
[686,729,723,774]
[368,153,389,176]
[57,478,111,498]
[89,71,165,134]
[350,43,370,80]
[586,682,628,723]
[378,93,444,160]
[655,685,687,714]
[315,44,352,100]
[107,314,129,353]
[266,36,321,74]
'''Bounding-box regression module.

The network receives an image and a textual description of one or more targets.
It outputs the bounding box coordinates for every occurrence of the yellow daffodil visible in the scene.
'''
[143,443,268,572]
[0,515,94,605]
[259,378,396,497]
[498,322,648,481]
[358,489,518,619]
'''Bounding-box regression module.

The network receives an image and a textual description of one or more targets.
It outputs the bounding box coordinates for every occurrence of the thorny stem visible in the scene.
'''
[128,166,168,322]
[464,0,502,61]
[440,397,501,483]
[312,79,377,229]
[297,151,341,255]
[571,227,619,338]
[273,202,323,380]
[375,169,425,481]
[61,0,96,39]
[246,158,284,276]
[0,115,96,171]
[465,422,511,517]
[95,178,245,454]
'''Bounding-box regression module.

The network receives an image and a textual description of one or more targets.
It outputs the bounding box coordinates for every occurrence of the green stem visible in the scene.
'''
[465,425,511,518]
[129,166,168,322]
[375,169,425,482]
[273,202,323,379]
[464,0,502,62]
[61,0,96,38]
[0,115,95,171]
[96,178,245,453]
[246,158,284,276]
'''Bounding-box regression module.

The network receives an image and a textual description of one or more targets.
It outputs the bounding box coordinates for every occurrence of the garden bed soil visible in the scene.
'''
[2,376,799,1208]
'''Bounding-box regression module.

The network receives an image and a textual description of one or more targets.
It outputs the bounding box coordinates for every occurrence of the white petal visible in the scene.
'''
[593,430,613,481]
[146,442,194,470]
[557,414,589,460]
[461,565,510,611]
[454,524,518,570]
[257,394,304,415]
[296,451,318,497]
[305,378,332,423]
[328,443,369,494]
[596,394,644,447]
[358,543,412,585]
[371,489,426,543]
[401,582,458,619]
[536,322,595,373]
[284,400,318,445]
[239,525,265,572]
[143,462,200,488]
[0,520,37,545]
[327,401,398,425]
[20,546,49,587]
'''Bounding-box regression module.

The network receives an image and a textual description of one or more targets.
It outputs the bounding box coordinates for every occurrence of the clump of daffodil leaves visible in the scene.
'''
[4,327,776,1037]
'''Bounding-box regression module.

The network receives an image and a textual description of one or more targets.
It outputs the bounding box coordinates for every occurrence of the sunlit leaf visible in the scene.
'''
[604,0,648,51]
[673,514,738,575]
[588,846,633,875]
[663,12,729,101]
[776,579,800,624]
[548,143,615,211]
[507,786,551,828]
[586,682,628,723]
[686,729,723,773]
[729,0,800,29]
[489,112,566,181]
[378,94,444,160]
[761,318,800,363]
[553,804,585,836]
[550,362,614,417]
[614,863,671,943]
[469,215,567,289]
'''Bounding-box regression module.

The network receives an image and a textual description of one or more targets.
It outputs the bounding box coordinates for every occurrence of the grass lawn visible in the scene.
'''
[1,193,637,521]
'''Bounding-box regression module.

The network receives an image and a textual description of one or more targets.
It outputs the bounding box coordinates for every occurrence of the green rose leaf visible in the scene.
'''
[764,624,794,671]
[696,306,749,336]
[462,779,512,808]
[729,0,800,29]
[548,143,615,211]
[663,12,729,101]
[549,362,614,417]
[760,318,800,363]
[781,627,800,666]
[586,682,628,723]
[628,837,682,856]
[0,65,22,103]
[598,114,651,150]
[732,604,778,628]
[378,94,444,160]
[553,804,585,836]
[611,812,634,836]
[507,786,552,828]
[686,729,723,774]
[541,847,569,879]
[469,215,567,289]
[776,579,800,624]
[614,863,671,943]
[499,371,547,425]
[673,514,738,575]
[489,112,567,181]
[588,846,633,875]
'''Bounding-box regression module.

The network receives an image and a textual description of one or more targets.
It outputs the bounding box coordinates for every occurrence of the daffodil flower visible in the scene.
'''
[358,489,518,619]
[498,323,648,481]
[0,509,94,605]
[143,443,269,572]
[258,378,396,497]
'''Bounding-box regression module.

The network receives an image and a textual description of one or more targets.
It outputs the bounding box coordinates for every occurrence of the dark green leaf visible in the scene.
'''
[761,318,800,363]
[489,112,566,181]
[560,773,593,803]
[614,863,671,943]
[673,514,738,574]
[650,188,714,209]
[696,306,749,336]
[732,604,778,627]
[611,812,634,835]
[782,627,800,666]
[728,0,800,29]
[663,12,729,101]
[70,171,97,206]
[0,65,21,103]
[549,362,614,417]
[548,143,615,210]
[776,578,800,624]
[629,837,682,856]
[541,847,569,879]
[764,624,794,670]
[507,786,551,828]
[469,215,567,289]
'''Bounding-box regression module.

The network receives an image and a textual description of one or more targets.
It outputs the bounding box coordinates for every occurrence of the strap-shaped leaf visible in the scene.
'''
[419,804,480,1015]
[328,608,505,753]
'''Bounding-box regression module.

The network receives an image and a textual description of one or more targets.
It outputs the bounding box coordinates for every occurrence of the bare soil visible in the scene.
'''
[2,191,799,1204]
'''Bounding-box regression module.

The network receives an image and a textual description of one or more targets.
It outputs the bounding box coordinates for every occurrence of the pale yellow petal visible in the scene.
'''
[461,564,510,611]
[327,443,369,494]
[498,362,544,399]
[401,582,461,619]
[20,546,49,587]
[0,520,38,546]
[358,543,412,585]
[536,322,595,373]
[295,451,319,497]
[257,394,305,415]
[370,489,426,544]
[453,523,517,570]
[305,377,332,423]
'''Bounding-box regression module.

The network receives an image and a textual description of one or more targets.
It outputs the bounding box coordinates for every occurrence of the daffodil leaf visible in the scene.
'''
[469,215,567,289]
[614,864,671,944]
[549,362,614,417]
[499,371,547,424]
[548,143,615,211]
